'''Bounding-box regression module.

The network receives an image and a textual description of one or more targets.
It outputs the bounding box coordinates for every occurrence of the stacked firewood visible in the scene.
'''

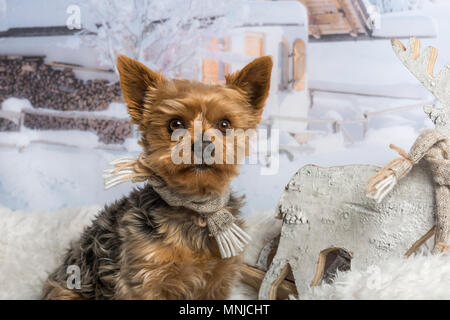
[0,55,121,111]
[0,55,132,144]
[23,111,132,145]
[0,118,19,132]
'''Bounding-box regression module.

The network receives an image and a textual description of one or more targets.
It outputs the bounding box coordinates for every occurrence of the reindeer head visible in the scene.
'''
[392,37,450,137]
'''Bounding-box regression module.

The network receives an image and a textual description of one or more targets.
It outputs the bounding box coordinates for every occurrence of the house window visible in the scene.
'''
[202,38,230,84]
[278,39,289,90]
[292,39,306,91]
[245,32,264,57]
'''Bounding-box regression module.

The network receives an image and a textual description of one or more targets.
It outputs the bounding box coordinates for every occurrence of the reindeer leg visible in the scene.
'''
[280,250,333,299]
[432,186,450,254]
[258,258,290,300]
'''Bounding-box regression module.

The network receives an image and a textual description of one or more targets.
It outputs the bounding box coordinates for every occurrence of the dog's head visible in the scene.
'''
[117,55,272,196]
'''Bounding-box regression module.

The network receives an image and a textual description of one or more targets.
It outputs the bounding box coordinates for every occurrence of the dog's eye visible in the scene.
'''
[168,118,185,132]
[217,119,232,134]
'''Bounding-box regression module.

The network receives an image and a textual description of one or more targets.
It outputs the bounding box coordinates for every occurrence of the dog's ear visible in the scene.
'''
[116,55,167,123]
[226,56,273,109]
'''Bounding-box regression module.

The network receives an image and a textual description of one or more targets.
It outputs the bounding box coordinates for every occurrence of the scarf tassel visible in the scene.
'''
[103,157,150,189]
[214,223,251,259]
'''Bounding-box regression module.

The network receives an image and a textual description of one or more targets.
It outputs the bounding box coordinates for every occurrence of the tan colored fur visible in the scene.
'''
[116,54,272,196]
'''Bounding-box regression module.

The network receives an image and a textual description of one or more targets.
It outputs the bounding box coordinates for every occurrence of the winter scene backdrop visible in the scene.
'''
[0,0,447,215]
[1,0,450,300]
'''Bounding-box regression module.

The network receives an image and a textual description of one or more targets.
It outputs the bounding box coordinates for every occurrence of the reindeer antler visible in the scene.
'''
[392,37,450,135]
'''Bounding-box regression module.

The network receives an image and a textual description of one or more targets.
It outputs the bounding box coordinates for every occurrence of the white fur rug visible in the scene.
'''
[0,205,449,299]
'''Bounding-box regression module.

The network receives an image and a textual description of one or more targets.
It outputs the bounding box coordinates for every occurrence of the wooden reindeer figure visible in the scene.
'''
[367,37,450,254]
[258,37,449,300]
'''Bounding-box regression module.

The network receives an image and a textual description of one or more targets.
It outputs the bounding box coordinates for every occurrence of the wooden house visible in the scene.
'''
[201,0,310,133]
[299,0,371,39]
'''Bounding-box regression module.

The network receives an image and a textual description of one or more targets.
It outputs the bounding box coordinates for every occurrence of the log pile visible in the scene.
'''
[0,55,132,145]
[0,55,121,111]
[23,110,132,145]
[0,118,19,132]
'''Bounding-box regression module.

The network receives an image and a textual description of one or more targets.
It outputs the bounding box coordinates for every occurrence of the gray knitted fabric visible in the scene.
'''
[148,175,235,237]
[148,175,236,236]
[390,129,450,252]
[149,175,229,211]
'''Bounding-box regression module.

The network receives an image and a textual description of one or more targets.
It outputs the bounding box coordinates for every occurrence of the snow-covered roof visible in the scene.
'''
[3,0,307,30]
[240,0,307,26]
[1,0,75,29]
[372,11,437,38]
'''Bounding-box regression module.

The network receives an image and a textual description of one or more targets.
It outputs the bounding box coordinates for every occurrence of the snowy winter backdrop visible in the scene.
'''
[76,0,245,77]
[0,0,448,215]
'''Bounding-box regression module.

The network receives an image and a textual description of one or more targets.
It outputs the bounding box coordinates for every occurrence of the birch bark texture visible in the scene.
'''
[259,164,435,299]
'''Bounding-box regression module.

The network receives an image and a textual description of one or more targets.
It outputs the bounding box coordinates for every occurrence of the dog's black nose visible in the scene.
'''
[192,140,215,160]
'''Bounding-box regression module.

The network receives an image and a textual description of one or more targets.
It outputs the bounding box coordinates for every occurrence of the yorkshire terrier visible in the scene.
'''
[42,54,273,299]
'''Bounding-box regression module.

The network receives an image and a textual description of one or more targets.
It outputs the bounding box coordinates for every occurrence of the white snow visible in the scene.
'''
[1,97,32,113]
[242,0,307,26]
[4,100,130,120]
[0,143,140,211]
[95,102,129,118]
[0,0,7,31]
[372,11,437,38]
[0,129,102,149]
[2,98,128,119]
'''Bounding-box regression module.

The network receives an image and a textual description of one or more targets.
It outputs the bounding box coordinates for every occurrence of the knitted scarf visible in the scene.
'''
[367,129,450,253]
[103,155,251,259]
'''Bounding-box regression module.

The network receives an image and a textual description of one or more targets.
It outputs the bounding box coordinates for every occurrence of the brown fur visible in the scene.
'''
[42,55,272,300]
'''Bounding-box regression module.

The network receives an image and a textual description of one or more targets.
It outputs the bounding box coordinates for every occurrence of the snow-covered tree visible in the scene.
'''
[79,0,245,78]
